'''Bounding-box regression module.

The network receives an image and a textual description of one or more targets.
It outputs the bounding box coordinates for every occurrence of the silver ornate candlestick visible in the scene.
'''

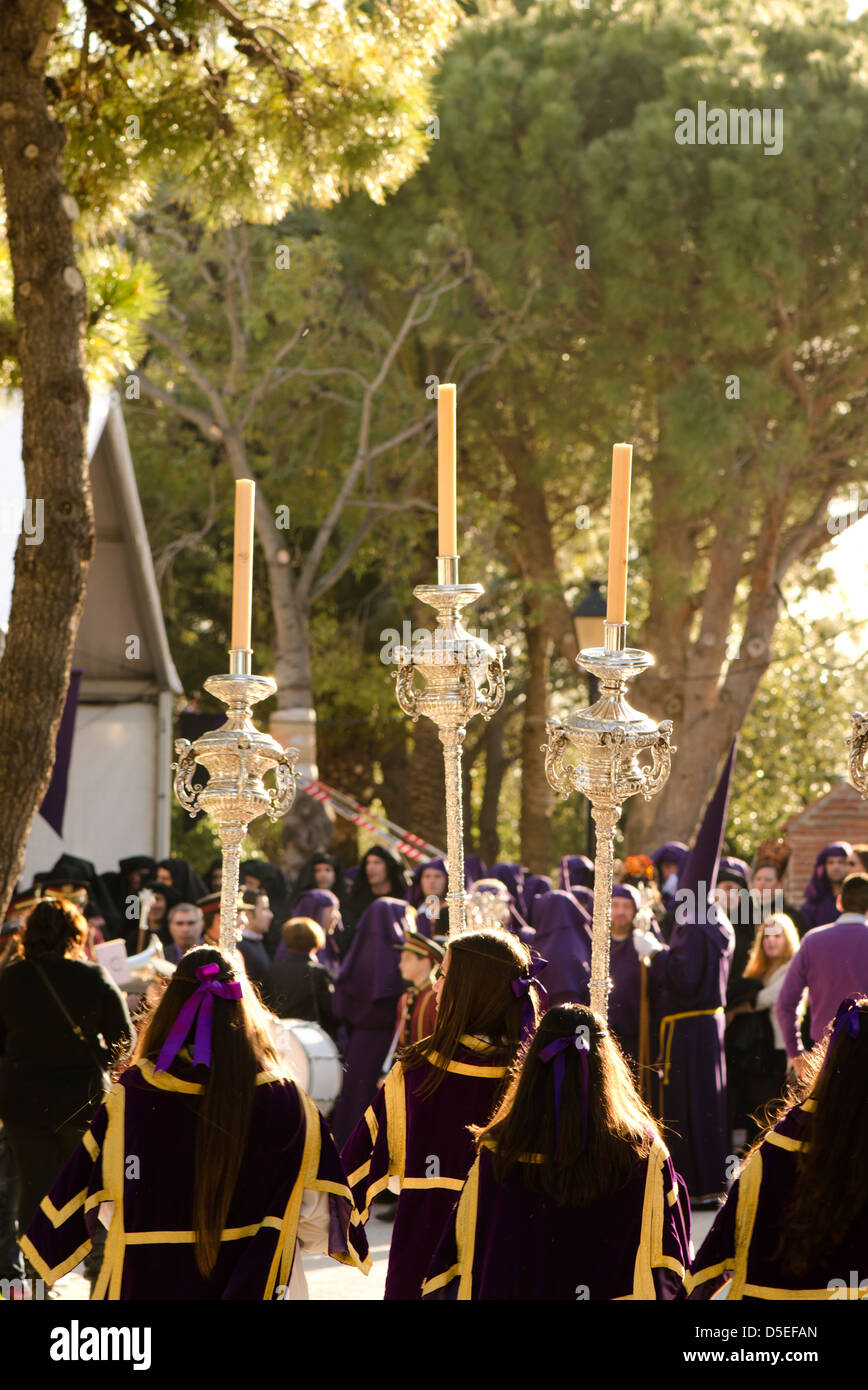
[394,555,506,935]
[543,621,674,1018]
[847,712,868,798]
[172,650,299,955]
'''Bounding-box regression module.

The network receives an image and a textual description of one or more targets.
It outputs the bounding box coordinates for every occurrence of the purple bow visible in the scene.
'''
[511,955,549,1041]
[539,1031,590,1152]
[830,996,863,1045]
[155,963,242,1073]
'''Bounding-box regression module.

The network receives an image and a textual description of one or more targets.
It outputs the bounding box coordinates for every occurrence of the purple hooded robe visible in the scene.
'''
[647,741,737,1203]
[330,898,408,1146]
[800,841,852,931]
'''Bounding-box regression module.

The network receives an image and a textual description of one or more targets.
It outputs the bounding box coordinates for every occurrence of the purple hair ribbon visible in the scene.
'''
[155,962,242,1073]
[511,955,549,1041]
[829,996,863,1046]
[539,1031,590,1152]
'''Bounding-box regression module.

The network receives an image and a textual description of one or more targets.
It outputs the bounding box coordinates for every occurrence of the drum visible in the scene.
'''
[268,1018,343,1117]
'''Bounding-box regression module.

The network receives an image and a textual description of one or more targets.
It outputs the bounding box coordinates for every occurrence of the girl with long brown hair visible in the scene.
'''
[341,927,543,1300]
[421,1003,690,1300]
[21,946,368,1299]
[689,995,868,1299]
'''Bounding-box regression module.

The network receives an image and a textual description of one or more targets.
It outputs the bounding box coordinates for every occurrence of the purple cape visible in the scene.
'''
[648,740,737,1202]
[21,1059,368,1298]
[523,874,553,926]
[464,855,487,885]
[341,1038,512,1300]
[276,887,341,966]
[529,890,592,1005]
[406,857,448,909]
[489,864,527,915]
[332,897,407,1025]
[801,841,852,930]
[422,1138,690,1300]
[558,855,594,890]
[688,1099,868,1299]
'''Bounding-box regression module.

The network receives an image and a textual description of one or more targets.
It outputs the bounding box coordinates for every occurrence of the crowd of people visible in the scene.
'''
[1,802,867,1300]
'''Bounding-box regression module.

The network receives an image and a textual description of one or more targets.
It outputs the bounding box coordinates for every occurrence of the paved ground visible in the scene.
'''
[49,1207,713,1301]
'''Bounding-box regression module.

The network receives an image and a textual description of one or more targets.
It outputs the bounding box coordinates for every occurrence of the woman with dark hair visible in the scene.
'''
[422,1004,690,1300]
[0,899,133,1252]
[341,927,542,1300]
[689,996,868,1299]
[21,945,368,1299]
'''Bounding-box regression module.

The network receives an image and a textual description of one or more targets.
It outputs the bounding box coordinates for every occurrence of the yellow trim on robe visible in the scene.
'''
[136,1058,282,1094]
[667,1184,679,1207]
[40,1187,90,1229]
[457,1034,503,1053]
[426,1053,508,1078]
[456,1155,481,1301]
[83,1129,100,1160]
[364,1104,379,1147]
[421,1261,462,1296]
[684,1259,732,1295]
[91,1084,126,1300]
[728,1148,762,1301]
[658,1008,724,1087]
[346,1160,371,1188]
[401,1177,466,1192]
[625,1139,686,1299]
[763,1129,808,1153]
[384,1063,407,1178]
[19,1235,93,1287]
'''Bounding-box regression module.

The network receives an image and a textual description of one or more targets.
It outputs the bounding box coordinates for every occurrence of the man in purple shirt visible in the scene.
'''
[776,872,868,1075]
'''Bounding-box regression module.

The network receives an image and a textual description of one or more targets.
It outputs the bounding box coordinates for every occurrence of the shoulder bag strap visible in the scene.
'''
[29,958,110,1078]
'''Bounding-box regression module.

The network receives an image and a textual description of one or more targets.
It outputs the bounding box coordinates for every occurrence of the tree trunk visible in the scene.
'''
[408,715,447,850]
[520,618,553,872]
[478,707,510,868]
[0,2,92,917]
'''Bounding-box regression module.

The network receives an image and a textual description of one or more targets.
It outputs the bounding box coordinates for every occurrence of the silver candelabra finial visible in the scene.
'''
[847,711,868,799]
[393,555,506,935]
[542,620,674,1018]
[172,649,299,955]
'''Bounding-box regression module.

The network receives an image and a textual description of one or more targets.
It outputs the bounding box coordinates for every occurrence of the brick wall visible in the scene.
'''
[783,781,868,902]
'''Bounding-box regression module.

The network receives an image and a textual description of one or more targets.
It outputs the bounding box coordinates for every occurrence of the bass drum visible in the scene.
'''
[268,1018,343,1117]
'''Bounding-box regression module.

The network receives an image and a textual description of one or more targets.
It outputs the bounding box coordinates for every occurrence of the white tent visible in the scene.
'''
[0,390,183,878]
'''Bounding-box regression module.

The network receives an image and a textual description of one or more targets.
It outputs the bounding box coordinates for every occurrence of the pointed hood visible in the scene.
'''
[530,890,592,1003]
[675,736,738,931]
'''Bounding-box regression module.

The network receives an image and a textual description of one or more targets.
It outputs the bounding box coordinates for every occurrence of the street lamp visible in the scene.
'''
[570,580,607,858]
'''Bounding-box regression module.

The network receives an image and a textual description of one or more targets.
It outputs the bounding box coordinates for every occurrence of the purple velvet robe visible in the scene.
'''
[529,891,591,1006]
[330,898,407,1146]
[422,1137,690,1300]
[800,842,851,932]
[609,927,660,1071]
[688,1099,868,1299]
[21,1058,368,1299]
[341,1037,512,1300]
[649,907,733,1202]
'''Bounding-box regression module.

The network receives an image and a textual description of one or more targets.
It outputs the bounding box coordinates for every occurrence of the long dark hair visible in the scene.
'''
[774,997,868,1277]
[401,928,533,1096]
[133,946,283,1278]
[348,847,408,910]
[474,1004,659,1207]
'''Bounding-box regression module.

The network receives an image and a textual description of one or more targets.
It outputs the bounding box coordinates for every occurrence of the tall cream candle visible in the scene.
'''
[606,443,633,625]
[231,479,255,650]
[437,383,457,556]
